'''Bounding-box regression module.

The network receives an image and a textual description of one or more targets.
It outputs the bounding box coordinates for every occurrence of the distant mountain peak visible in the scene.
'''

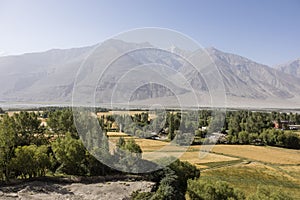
[277,58,300,78]
[205,46,220,52]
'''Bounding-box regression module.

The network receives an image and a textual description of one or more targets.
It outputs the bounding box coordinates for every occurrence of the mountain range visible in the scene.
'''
[0,39,299,109]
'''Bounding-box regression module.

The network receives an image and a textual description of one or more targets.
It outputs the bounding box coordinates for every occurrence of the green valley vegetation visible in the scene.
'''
[0,107,299,199]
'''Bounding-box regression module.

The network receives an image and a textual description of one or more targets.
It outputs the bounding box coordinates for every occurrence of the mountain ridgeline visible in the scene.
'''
[277,59,300,78]
[0,39,299,108]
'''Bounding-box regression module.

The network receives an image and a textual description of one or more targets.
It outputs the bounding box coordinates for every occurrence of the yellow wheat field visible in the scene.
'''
[134,138,169,151]
[108,138,239,167]
[133,139,239,168]
[279,165,300,180]
[209,145,300,165]
[106,132,129,137]
[108,136,300,166]
[179,151,238,164]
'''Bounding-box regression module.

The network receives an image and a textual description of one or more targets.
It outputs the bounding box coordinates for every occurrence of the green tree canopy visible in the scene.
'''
[51,133,87,175]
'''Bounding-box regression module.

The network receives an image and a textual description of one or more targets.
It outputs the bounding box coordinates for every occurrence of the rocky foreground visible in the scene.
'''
[0,180,155,200]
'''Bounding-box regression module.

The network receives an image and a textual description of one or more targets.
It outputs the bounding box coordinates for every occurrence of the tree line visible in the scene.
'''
[0,109,151,181]
[220,110,300,149]
[101,109,300,149]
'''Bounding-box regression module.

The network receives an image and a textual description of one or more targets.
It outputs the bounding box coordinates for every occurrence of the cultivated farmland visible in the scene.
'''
[113,137,300,198]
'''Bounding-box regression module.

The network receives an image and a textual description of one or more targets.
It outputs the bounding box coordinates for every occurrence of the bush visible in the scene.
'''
[10,145,51,179]
[187,179,245,200]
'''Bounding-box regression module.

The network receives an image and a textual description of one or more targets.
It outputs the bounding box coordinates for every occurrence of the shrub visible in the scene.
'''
[187,179,245,200]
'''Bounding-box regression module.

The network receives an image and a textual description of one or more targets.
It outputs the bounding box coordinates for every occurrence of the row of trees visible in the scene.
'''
[189,110,300,149]
[221,111,300,149]
[0,112,111,182]
[224,129,300,149]
[196,110,300,133]
[97,109,300,149]
[111,111,197,142]
[101,109,300,149]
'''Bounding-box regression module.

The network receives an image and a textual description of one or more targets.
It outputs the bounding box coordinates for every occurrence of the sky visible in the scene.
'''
[0,0,299,66]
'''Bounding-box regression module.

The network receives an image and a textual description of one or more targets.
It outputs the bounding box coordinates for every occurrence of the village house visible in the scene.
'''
[273,120,300,130]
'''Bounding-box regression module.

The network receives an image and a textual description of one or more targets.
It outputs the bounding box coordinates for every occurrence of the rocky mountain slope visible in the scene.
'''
[0,40,299,108]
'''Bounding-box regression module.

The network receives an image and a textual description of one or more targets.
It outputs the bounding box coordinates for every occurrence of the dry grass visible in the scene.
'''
[279,166,300,180]
[107,136,300,170]
[134,138,169,151]
[142,151,185,161]
[209,145,300,165]
[140,150,238,167]
[180,151,238,164]
[106,132,129,137]
[131,139,239,168]
[201,162,300,197]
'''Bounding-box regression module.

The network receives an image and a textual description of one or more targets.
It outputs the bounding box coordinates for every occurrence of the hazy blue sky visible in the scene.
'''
[0,0,299,65]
